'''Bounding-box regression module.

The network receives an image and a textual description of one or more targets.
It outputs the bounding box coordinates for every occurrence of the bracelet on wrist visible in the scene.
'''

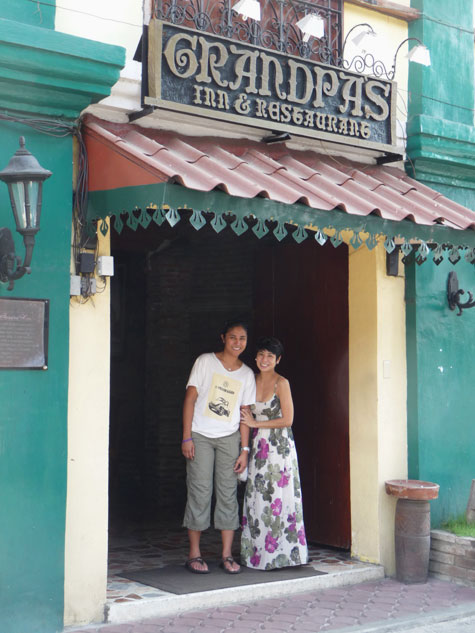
[182,438,193,444]
[241,446,250,452]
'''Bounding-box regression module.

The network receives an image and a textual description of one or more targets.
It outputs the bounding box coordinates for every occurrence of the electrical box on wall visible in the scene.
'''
[81,277,96,295]
[78,252,95,274]
[70,275,96,296]
[70,275,81,296]
[97,255,114,276]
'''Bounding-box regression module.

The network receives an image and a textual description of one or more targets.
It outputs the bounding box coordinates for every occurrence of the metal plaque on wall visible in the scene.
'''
[0,298,49,369]
[146,20,397,152]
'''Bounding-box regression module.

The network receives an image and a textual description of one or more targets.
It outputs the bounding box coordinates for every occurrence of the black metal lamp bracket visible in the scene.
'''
[0,227,34,291]
[447,271,475,316]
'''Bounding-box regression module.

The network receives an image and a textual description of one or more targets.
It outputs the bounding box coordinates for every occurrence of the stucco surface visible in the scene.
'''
[349,244,407,574]
[406,259,475,526]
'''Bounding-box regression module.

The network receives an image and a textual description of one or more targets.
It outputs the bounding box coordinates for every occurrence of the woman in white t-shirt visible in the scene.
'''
[182,320,256,574]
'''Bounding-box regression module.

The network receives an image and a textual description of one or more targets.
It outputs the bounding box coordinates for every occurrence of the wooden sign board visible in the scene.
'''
[146,20,397,152]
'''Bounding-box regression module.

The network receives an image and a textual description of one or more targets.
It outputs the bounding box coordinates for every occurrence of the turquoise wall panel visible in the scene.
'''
[0,2,123,631]
[406,257,475,526]
[0,0,55,29]
[0,18,126,118]
[407,0,475,185]
[0,123,71,633]
[406,0,475,526]
[410,0,474,124]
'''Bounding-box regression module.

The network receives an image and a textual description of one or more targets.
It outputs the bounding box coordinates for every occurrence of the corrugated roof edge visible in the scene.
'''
[84,118,475,266]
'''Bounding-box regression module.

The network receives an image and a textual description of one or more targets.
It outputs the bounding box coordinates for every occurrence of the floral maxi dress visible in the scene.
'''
[240,394,308,570]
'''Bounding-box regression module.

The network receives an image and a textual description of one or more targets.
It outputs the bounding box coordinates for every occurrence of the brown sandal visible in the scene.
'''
[185,556,210,574]
[219,556,241,574]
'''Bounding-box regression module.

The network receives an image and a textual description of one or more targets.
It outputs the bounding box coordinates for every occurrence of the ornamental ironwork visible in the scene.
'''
[153,0,343,66]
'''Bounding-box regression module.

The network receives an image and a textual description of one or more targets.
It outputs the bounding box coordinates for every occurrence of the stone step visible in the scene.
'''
[107,563,384,624]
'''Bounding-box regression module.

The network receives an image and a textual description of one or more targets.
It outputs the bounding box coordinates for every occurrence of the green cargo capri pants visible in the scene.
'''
[183,430,241,532]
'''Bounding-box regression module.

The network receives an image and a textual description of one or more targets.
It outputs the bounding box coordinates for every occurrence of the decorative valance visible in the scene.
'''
[85,118,475,265]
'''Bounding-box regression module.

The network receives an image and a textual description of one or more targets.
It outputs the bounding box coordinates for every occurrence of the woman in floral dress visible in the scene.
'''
[240,337,308,570]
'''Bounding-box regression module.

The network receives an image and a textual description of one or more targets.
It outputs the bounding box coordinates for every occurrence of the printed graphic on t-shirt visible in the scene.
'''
[205,372,241,422]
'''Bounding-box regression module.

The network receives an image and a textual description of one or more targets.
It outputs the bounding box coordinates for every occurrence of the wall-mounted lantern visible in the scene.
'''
[447,271,475,316]
[0,137,52,291]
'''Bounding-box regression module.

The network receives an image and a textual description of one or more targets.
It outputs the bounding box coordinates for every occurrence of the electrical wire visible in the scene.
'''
[31,0,475,37]
[0,112,76,136]
[396,88,408,118]
[0,111,94,296]
[22,2,475,117]
[72,119,91,272]
[2,13,473,263]
[419,12,475,35]
[28,0,142,29]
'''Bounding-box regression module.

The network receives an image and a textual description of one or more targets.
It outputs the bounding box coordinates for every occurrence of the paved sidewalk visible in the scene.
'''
[379,615,475,633]
[64,577,475,633]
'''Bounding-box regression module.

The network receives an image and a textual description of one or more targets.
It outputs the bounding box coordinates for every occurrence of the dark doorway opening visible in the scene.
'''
[108,219,350,549]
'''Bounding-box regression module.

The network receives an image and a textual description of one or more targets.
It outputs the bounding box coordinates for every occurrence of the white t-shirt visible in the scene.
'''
[187,353,256,438]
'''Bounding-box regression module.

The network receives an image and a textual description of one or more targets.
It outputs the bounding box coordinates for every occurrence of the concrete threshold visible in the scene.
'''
[106,563,384,624]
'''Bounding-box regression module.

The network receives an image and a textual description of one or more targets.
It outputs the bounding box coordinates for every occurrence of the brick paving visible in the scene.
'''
[65,577,475,633]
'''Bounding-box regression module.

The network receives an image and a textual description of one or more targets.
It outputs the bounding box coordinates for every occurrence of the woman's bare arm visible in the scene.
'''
[182,386,198,459]
[240,378,294,429]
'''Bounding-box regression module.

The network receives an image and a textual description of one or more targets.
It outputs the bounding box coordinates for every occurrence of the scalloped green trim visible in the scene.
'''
[87,183,475,264]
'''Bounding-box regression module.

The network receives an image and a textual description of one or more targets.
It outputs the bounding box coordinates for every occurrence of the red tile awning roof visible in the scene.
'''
[84,116,475,236]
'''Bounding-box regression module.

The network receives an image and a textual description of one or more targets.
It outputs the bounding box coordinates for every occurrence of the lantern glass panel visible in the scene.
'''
[10,180,39,231]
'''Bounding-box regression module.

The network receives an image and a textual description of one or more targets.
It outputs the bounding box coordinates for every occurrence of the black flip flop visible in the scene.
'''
[219,556,241,574]
[185,556,210,574]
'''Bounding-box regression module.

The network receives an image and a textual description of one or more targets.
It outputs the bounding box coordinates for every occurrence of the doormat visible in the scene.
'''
[120,563,325,594]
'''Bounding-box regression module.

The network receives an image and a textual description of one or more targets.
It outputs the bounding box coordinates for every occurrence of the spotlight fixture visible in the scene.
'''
[233,0,261,21]
[390,37,431,78]
[407,44,431,66]
[351,26,377,48]
[296,13,325,43]
[341,23,377,59]
[0,137,52,291]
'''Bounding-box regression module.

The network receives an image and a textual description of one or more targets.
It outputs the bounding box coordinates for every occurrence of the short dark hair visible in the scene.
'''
[256,336,284,358]
[221,319,249,336]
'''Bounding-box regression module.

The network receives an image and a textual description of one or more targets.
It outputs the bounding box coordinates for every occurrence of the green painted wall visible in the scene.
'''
[0,18,125,118]
[0,3,124,632]
[0,124,71,633]
[406,0,475,526]
[407,0,475,190]
[0,0,55,29]
[406,259,475,526]
[410,0,474,124]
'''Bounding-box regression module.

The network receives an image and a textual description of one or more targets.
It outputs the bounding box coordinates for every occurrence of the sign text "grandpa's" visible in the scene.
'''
[146,21,396,150]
